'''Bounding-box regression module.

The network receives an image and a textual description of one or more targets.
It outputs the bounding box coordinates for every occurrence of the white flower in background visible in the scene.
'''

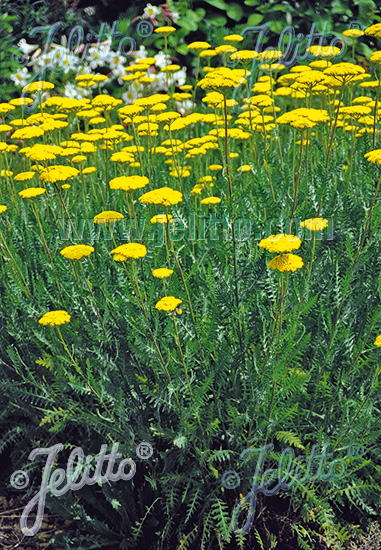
[87,37,112,69]
[173,68,186,87]
[64,82,88,99]
[171,11,180,22]
[62,54,79,74]
[17,38,39,56]
[143,3,161,19]
[122,82,141,104]
[131,45,148,62]
[176,99,192,116]
[154,51,170,69]
[108,51,126,70]
[47,44,70,67]
[10,67,30,88]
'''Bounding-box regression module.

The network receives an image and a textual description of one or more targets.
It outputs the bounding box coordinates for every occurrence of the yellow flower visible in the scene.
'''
[364,150,381,165]
[82,167,97,175]
[60,244,94,260]
[155,296,182,311]
[201,197,221,205]
[154,26,176,36]
[18,187,46,199]
[39,310,71,326]
[152,268,174,279]
[268,253,304,272]
[237,165,251,172]
[230,50,258,62]
[62,184,71,189]
[94,211,124,224]
[300,218,329,231]
[259,234,302,253]
[187,41,211,52]
[22,81,55,94]
[12,127,45,140]
[0,205,7,214]
[14,171,35,181]
[71,155,87,163]
[0,103,15,115]
[364,23,381,38]
[343,29,364,38]
[1,170,13,177]
[374,335,381,346]
[139,187,182,206]
[307,45,341,58]
[40,165,79,183]
[111,243,147,260]
[109,175,149,191]
[150,214,173,224]
[208,164,223,172]
[224,34,243,43]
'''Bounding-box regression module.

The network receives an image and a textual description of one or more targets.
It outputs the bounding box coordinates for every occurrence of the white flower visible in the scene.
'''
[176,99,192,116]
[131,45,148,62]
[108,51,126,70]
[62,54,79,74]
[154,51,170,69]
[171,11,180,23]
[10,67,30,88]
[173,68,187,87]
[64,82,88,99]
[17,38,39,56]
[143,3,161,19]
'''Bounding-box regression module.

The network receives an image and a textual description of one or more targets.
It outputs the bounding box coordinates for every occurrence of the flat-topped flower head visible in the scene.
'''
[323,62,365,83]
[201,197,221,205]
[343,28,364,38]
[40,165,79,183]
[94,211,124,224]
[152,268,174,279]
[139,187,182,206]
[60,244,94,260]
[155,296,182,311]
[154,26,176,36]
[300,218,329,231]
[268,253,304,272]
[187,41,211,52]
[259,50,283,62]
[39,310,71,326]
[224,34,243,43]
[111,243,147,261]
[307,45,341,59]
[364,150,381,165]
[365,23,381,38]
[22,81,55,94]
[374,334,381,346]
[370,51,381,64]
[109,175,149,191]
[18,187,46,199]
[259,234,302,253]
[230,50,258,62]
[197,67,247,92]
[150,214,173,224]
[0,205,7,214]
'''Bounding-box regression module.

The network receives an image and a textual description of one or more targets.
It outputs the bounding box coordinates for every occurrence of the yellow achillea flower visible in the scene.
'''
[109,175,149,191]
[187,41,211,52]
[300,218,329,231]
[197,67,247,92]
[82,167,97,175]
[14,171,35,181]
[23,81,55,93]
[343,28,364,38]
[155,296,182,311]
[364,23,381,38]
[110,152,134,163]
[0,205,7,214]
[374,335,381,346]
[0,103,15,115]
[154,26,176,36]
[259,234,302,253]
[364,150,381,164]
[18,187,46,199]
[94,211,124,224]
[1,170,13,177]
[40,165,79,183]
[12,127,45,140]
[60,244,94,260]
[39,310,71,326]
[307,45,341,58]
[237,165,251,172]
[370,51,381,64]
[150,214,173,223]
[152,268,174,278]
[224,34,243,42]
[268,253,304,272]
[208,164,223,171]
[111,243,147,261]
[139,187,182,206]
[201,197,221,205]
[323,62,365,83]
